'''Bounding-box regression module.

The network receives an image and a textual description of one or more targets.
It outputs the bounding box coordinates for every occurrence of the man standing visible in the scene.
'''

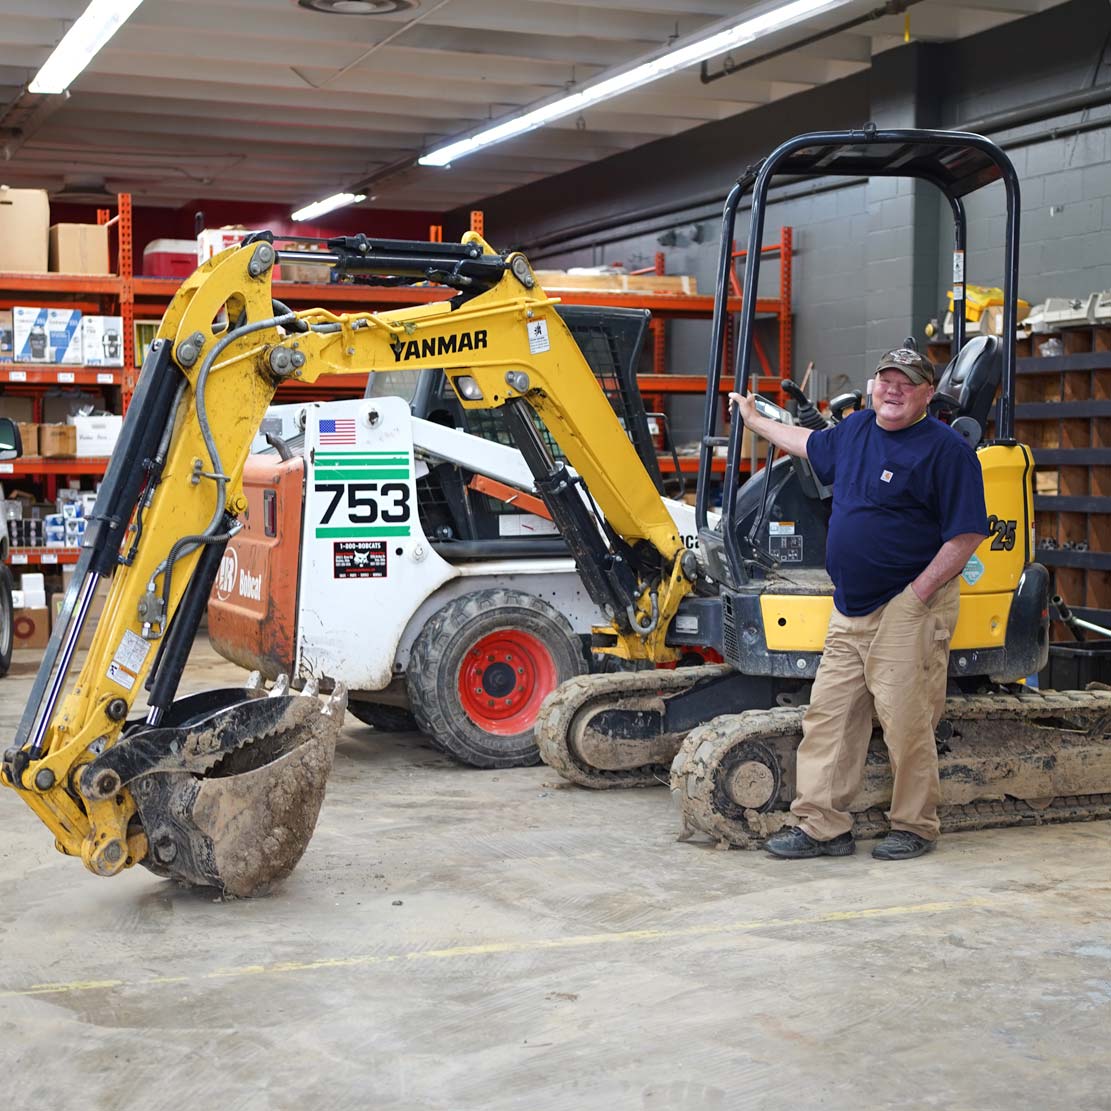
[730,347,989,860]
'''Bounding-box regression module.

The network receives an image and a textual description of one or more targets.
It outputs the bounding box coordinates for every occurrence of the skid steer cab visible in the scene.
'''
[0,416,23,678]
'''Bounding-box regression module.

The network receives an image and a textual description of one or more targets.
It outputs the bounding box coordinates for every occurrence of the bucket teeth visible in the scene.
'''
[302,677,320,699]
[245,670,263,691]
[130,680,346,897]
[324,682,348,720]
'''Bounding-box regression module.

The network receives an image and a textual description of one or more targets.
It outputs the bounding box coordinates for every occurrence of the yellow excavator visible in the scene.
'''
[4,126,1110,896]
[0,220,695,895]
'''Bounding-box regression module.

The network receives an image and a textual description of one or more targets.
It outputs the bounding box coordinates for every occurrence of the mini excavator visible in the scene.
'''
[535,126,1111,847]
[4,127,1110,897]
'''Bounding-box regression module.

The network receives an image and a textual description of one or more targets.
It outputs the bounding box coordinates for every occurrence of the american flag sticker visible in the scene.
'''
[319,418,357,445]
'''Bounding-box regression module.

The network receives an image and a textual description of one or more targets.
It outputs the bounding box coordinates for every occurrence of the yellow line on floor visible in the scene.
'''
[3,897,991,999]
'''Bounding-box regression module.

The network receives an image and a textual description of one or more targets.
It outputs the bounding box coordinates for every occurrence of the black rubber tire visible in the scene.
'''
[407,588,587,768]
[0,563,11,678]
[347,701,419,733]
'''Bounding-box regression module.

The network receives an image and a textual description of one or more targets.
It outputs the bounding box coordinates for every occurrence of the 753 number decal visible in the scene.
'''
[315,482,411,525]
[987,514,1017,551]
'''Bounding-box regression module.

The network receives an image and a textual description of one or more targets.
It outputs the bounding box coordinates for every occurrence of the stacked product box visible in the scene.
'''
[81,315,124,366]
[13,571,49,649]
[13,307,82,363]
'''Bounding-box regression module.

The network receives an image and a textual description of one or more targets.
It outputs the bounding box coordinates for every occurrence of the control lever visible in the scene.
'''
[780,378,829,430]
[828,390,863,423]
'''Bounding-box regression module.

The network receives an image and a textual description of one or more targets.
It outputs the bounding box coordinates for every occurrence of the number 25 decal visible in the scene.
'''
[987,514,1016,551]
[315,482,411,524]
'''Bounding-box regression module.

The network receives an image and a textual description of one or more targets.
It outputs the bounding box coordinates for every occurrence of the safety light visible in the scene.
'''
[453,376,485,401]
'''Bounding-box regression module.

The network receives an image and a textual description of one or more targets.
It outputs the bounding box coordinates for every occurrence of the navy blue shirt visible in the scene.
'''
[805,410,989,616]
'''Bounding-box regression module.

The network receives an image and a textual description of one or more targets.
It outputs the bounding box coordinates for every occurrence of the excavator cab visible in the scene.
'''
[692,126,1047,689]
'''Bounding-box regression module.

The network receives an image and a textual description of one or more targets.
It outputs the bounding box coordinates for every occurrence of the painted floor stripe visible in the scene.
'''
[0,897,990,1000]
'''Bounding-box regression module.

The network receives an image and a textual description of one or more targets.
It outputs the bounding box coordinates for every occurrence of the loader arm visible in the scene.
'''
[1,233,693,891]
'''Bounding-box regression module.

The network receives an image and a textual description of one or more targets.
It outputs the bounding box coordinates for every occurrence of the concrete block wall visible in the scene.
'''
[940,124,1111,314]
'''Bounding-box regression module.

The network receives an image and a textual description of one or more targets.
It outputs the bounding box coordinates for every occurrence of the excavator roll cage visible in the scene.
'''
[694,125,1024,587]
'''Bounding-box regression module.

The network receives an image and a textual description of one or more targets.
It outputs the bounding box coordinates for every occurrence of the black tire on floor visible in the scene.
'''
[406,588,587,768]
[0,563,12,679]
[347,701,419,733]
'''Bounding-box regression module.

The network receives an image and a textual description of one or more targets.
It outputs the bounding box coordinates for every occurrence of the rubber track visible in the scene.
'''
[535,664,731,788]
[671,688,1111,847]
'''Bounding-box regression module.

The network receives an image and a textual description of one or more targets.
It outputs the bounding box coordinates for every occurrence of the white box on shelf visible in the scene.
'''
[197,228,254,264]
[69,414,122,457]
[19,572,44,594]
[11,589,24,608]
[13,306,51,363]
[81,315,124,367]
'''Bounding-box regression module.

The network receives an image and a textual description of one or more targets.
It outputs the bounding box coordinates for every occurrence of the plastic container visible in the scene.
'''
[142,238,199,277]
[1038,641,1111,691]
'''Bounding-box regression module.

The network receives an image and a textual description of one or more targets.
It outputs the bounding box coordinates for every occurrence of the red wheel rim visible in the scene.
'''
[457,628,558,735]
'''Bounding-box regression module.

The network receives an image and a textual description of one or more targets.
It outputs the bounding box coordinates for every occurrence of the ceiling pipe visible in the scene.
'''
[700,0,923,84]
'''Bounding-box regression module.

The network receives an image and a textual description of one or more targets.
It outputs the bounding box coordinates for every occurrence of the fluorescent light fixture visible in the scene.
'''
[29,0,145,95]
[419,0,851,167]
[291,192,367,221]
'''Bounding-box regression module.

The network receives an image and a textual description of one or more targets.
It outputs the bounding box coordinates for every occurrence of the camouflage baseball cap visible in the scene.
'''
[875,346,935,385]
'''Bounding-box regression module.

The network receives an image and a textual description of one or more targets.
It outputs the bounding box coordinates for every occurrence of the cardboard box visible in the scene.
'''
[39,423,77,457]
[142,238,198,277]
[46,307,83,364]
[0,187,49,272]
[0,394,34,423]
[69,414,122,457]
[133,320,160,368]
[81,315,124,366]
[15,421,38,456]
[0,309,12,362]
[49,223,111,275]
[13,606,50,649]
[13,306,51,363]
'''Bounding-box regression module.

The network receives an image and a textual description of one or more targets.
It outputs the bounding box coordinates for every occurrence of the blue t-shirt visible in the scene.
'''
[805,410,989,616]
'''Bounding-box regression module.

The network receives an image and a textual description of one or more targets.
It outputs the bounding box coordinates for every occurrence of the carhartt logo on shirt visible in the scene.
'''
[880,469,894,483]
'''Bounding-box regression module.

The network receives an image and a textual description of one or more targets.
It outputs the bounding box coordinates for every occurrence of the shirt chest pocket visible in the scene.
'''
[863,465,911,506]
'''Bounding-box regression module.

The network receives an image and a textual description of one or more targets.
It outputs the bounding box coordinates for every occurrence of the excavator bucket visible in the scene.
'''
[80,675,347,896]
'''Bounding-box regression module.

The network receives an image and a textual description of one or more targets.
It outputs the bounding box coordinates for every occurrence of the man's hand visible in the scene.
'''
[729,390,814,460]
[729,391,757,426]
[911,532,988,604]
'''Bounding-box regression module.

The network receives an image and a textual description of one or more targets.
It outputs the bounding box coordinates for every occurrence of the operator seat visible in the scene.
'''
[928,334,1002,446]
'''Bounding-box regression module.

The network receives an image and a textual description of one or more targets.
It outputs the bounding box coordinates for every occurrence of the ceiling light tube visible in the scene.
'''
[291,192,367,221]
[29,0,146,95]
[419,0,851,168]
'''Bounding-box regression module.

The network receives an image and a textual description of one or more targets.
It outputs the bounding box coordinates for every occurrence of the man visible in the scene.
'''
[730,347,989,861]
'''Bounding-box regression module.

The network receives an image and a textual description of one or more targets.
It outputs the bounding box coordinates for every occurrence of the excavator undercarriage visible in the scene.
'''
[672,689,1111,846]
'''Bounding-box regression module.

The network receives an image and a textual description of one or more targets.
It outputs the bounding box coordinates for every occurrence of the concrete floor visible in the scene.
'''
[2,639,1110,1111]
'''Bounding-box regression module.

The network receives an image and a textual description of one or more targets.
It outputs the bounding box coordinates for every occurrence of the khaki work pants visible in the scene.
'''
[791,578,961,842]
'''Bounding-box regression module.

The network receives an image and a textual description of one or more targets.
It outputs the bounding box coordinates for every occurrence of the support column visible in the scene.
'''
[865,43,944,369]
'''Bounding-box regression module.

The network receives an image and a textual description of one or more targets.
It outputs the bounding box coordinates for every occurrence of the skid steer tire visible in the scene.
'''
[407,588,587,768]
[348,701,419,733]
[0,563,12,678]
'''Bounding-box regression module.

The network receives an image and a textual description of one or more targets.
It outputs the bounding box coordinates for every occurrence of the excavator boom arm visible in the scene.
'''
[1,234,693,889]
